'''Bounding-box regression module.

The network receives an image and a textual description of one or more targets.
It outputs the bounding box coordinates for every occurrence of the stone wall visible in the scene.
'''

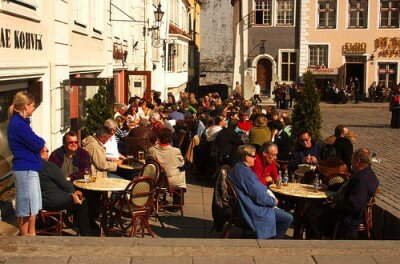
[199,0,234,87]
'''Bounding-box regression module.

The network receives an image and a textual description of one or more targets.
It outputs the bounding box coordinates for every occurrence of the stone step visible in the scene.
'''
[0,237,400,263]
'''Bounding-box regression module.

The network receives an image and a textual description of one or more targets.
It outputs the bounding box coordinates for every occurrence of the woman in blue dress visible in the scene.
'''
[7,91,45,235]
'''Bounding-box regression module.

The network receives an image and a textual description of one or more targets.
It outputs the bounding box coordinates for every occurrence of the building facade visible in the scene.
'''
[299,0,400,97]
[200,0,234,90]
[232,0,300,99]
[187,0,202,96]
[0,0,192,188]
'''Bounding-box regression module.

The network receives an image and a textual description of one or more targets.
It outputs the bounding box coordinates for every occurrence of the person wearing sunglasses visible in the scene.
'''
[228,145,293,239]
[49,131,91,182]
[252,142,279,186]
[287,129,322,174]
[40,146,92,236]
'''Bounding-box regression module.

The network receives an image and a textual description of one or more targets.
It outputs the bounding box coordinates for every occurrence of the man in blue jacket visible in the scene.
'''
[229,144,293,239]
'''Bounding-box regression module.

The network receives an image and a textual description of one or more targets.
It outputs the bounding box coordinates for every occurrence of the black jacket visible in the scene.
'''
[39,160,75,210]
[214,128,244,166]
[274,130,292,161]
[334,137,353,170]
[332,166,379,237]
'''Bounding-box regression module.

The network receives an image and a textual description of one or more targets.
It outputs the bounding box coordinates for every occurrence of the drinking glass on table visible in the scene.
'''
[138,150,145,161]
[84,168,90,182]
[293,178,301,192]
[126,155,134,166]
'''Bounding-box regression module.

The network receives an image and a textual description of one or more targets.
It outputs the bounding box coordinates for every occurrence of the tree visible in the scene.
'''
[291,70,323,144]
[82,82,113,138]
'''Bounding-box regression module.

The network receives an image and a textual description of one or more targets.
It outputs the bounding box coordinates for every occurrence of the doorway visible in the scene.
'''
[345,57,365,97]
[257,58,272,96]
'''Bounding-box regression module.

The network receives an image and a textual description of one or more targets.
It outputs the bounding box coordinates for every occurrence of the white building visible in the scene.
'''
[0,0,191,185]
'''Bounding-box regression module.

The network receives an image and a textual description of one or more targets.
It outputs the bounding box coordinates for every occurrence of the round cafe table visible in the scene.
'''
[118,162,144,171]
[73,177,131,236]
[270,183,333,199]
[118,161,144,179]
[270,183,333,239]
[73,177,130,192]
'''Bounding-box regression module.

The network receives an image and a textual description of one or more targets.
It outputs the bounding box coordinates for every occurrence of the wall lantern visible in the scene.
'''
[145,4,165,33]
[259,40,266,54]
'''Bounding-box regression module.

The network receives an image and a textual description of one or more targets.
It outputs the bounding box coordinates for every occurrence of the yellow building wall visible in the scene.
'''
[307,0,399,90]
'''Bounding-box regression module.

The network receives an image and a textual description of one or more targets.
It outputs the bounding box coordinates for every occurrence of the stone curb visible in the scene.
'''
[0,237,400,262]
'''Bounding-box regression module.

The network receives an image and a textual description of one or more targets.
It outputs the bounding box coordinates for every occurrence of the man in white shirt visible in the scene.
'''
[205,116,226,142]
[253,81,262,103]
[103,119,126,161]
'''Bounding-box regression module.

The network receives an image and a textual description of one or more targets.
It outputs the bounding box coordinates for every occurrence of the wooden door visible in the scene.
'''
[257,58,272,95]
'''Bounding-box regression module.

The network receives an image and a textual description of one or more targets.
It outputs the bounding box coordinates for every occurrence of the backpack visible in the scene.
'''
[394,95,400,107]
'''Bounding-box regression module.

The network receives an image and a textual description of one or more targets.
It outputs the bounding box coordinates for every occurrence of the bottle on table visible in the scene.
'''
[313,173,320,192]
[282,170,289,186]
[84,168,90,182]
[276,175,282,189]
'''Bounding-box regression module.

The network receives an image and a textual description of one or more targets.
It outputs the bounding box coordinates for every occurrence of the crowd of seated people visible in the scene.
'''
[35,89,379,240]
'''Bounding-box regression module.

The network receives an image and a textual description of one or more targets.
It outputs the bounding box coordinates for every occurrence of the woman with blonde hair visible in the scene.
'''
[7,91,46,235]
[249,116,272,151]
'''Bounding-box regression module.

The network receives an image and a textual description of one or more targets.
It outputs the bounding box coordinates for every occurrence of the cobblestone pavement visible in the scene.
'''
[319,103,399,218]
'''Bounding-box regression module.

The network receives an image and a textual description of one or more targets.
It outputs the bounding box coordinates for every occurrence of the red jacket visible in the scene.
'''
[238,120,252,132]
[252,154,279,185]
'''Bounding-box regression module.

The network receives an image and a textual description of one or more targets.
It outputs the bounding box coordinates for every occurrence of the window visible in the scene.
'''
[181,7,186,31]
[380,0,399,28]
[318,0,337,28]
[169,0,174,22]
[169,0,179,25]
[348,0,368,28]
[378,63,397,88]
[93,0,104,33]
[176,44,182,71]
[309,45,328,67]
[255,0,272,25]
[167,44,176,72]
[281,51,297,82]
[0,86,27,184]
[277,0,294,26]
[74,0,88,27]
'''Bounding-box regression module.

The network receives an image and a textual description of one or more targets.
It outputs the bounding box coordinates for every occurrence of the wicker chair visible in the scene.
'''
[333,187,380,239]
[36,210,65,236]
[116,176,156,237]
[140,158,161,182]
[151,159,185,217]
[221,178,249,238]
[140,158,165,227]
[358,187,380,239]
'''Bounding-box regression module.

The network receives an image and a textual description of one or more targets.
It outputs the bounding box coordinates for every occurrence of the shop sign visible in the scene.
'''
[378,68,396,74]
[377,37,400,57]
[307,67,338,75]
[113,42,127,61]
[342,42,366,54]
[0,27,43,50]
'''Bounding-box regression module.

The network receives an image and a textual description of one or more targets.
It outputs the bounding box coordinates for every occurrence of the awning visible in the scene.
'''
[169,23,191,39]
